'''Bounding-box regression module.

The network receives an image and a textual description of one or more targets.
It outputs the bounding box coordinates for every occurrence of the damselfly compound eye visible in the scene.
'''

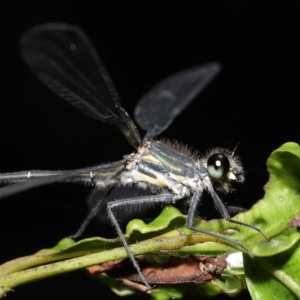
[207,153,230,180]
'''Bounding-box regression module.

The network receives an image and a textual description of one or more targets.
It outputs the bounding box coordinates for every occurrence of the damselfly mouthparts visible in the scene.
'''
[0,23,268,288]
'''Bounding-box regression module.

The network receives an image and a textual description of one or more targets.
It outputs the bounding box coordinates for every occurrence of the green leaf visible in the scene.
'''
[243,142,300,299]
[244,242,300,300]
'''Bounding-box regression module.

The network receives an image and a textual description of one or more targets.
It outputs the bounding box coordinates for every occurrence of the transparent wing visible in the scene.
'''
[134,63,221,140]
[20,23,141,149]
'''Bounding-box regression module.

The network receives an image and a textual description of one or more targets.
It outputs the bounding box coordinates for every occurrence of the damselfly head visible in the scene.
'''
[204,148,245,193]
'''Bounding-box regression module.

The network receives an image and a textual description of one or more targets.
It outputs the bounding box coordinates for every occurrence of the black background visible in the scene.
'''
[1,1,299,300]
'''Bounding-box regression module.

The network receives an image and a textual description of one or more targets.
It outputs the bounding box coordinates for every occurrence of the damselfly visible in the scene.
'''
[0,23,268,288]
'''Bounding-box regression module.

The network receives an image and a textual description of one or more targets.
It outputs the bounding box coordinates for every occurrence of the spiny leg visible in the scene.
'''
[72,187,115,239]
[186,191,254,256]
[207,185,270,241]
[107,192,174,289]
